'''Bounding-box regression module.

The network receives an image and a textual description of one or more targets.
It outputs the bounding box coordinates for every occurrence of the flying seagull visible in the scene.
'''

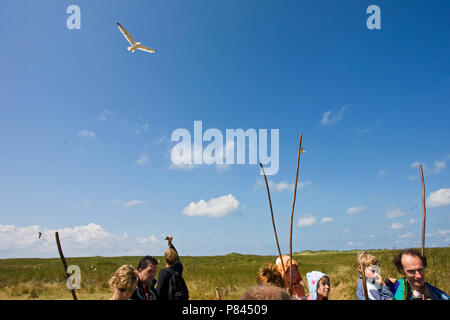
[117,22,156,53]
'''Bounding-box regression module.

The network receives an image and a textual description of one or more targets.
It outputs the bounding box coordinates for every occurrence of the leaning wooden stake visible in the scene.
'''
[260,162,287,278]
[215,287,222,300]
[289,134,303,295]
[360,263,369,300]
[55,232,78,300]
[419,164,426,257]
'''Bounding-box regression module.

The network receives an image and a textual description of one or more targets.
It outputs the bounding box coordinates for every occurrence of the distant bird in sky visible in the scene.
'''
[117,22,156,54]
[409,205,418,210]
[38,232,43,239]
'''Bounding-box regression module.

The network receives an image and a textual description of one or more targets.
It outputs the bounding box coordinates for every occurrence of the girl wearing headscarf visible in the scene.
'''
[275,255,306,300]
[306,271,330,300]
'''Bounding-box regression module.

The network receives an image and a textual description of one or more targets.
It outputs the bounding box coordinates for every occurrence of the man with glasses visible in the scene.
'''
[389,249,449,300]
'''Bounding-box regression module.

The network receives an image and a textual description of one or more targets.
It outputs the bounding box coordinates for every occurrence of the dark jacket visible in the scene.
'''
[131,278,158,301]
[156,261,183,300]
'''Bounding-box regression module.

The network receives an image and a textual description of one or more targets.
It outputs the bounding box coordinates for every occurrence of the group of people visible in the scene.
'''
[109,236,189,300]
[241,248,449,300]
[108,242,448,301]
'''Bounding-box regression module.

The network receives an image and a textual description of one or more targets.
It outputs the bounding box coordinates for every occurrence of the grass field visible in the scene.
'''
[0,247,448,300]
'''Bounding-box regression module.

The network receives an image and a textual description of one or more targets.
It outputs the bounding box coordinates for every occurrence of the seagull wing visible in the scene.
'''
[136,44,157,53]
[117,22,136,45]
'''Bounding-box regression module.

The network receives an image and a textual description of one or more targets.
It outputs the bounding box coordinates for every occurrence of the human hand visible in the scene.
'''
[385,278,397,285]
[165,235,173,244]
[377,275,386,286]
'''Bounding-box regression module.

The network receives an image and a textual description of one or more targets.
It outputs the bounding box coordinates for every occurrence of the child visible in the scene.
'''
[356,251,393,300]
[306,271,330,300]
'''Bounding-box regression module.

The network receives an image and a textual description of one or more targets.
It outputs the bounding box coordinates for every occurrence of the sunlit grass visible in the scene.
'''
[0,248,448,300]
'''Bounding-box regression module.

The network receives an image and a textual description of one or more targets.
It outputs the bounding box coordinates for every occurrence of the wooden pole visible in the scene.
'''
[215,287,222,300]
[260,162,287,278]
[55,232,78,300]
[419,164,426,257]
[360,263,369,300]
[289,134,303,296]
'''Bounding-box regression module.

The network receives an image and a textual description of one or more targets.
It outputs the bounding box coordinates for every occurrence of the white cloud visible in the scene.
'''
[347,241,364,247]
[398,232,413,239]
[298,180,312,189]
[129,123,150,135]
[135,155,149,166]
[78,130,96,138]
[386,208,406,219]
[355,127,369,135]
[410,160,447,176]
[438,230,450,236]
[270,181,291,192]
[390,222,405,230]
[0,223,165,258]
[320,106,347,126]
[182,194,239,218]
[409,219,417,225]
[123,200,145,208]
[254,180,312,193]
[321,217,334,224]
[97,110,115,121]
[136,235,159,245]
[427,188,450,208]
[346,206,366,214]
[297,215,317,227]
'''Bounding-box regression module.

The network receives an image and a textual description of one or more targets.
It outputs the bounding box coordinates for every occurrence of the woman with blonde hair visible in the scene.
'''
[109,264,139,300]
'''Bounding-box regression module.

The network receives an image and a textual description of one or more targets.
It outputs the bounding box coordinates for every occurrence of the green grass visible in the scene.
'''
[0,247,448,300]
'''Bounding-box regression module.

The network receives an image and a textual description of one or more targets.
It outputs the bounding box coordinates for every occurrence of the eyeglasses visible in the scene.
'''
[405,268,424,276]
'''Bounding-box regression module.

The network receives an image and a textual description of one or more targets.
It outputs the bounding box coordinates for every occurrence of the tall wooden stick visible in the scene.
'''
[215,287,222,300]
[260,162,287,278]
[360,263,369,300]
[419,164,426,257]
[55,232,78,300]
[289,134,303,295]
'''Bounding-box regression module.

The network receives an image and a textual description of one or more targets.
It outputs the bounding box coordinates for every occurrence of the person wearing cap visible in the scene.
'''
[275,255,306,300]
[306,271,330,300]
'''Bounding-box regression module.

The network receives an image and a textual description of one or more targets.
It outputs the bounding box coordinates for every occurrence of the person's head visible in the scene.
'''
[306,271,330,300]
[239,285,293,300]
[137,256,159,286]
[164,248,179,267]
[109,264,138,300]
[393,249,427,289]
[257,263,285,288]
[275,255,302,286]
[316,275,330,300]
[356,251,379,277]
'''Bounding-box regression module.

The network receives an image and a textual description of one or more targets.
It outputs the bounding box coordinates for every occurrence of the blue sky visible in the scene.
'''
[0,0,449,258]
